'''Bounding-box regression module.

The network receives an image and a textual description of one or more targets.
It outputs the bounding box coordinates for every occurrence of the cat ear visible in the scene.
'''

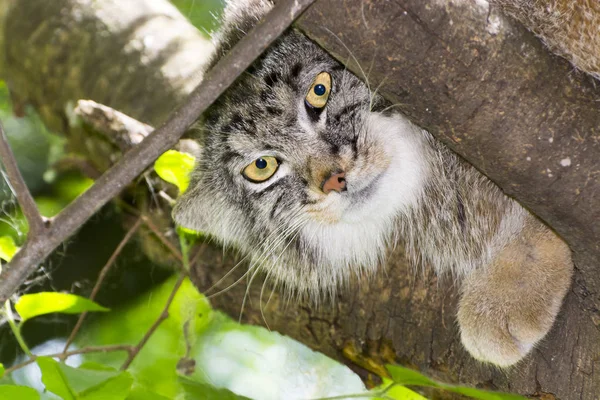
[175,139,203,159]
[222,0,274,31]
[208,0,274,68]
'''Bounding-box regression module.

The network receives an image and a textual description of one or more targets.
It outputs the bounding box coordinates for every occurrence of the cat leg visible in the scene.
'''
[457,215,573,366]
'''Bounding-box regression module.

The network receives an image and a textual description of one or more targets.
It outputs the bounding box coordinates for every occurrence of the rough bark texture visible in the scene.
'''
[2,0,599,398]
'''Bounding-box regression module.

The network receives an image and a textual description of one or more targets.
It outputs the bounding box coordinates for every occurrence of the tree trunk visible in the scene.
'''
[2,0,599,398]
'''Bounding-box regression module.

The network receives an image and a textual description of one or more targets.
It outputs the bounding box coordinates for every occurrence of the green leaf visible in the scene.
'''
[78,361,118,372]
[386,365,438,387]
[0,363,4,379]
[0,236,19,262]
[386,365,526,400]
[176,225,203,238]
[179,377,251,400]
[0,385,40,400]
[126,387,171,400]
[154,150,196,193]
[16,292,109,322]
[371,379,427,400]
[38,357,133,400]
[37,357,76,400]
[79,373,133,400]
[74,276,212,398]
[55,174,94,203]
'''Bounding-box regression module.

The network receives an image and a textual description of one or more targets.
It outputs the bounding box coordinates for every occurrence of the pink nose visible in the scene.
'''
[321,171,347,194]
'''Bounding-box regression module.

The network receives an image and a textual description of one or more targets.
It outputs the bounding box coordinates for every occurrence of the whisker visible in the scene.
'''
[238,260,263,322]
[259,267,274,331]
[257,219,307,326]
[325,28,371,93]
[377,102,408,114]
[240,215,307,322]
[369,75,389,112]
[204,252,254,297]
[205,211,306,299]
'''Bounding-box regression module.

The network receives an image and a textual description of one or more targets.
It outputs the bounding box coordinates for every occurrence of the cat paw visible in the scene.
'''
[456,215,573,367]
[457,295,553,367]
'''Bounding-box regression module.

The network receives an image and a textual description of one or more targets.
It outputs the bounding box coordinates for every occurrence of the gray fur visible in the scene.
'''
[174,0,573,366]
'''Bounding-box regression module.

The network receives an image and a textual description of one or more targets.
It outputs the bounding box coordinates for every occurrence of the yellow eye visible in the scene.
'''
[305,72,332,109]
[242,156,279,183]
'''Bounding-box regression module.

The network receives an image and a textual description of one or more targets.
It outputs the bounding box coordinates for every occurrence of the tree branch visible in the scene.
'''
[120,273,186,371]
[74,100,153,151]
[0,120,45,234]
[4,344,134,375]
[0,0,317,304]
[63,217,143,353]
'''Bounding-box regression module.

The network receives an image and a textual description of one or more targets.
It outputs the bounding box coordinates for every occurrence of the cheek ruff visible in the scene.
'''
[296,113,429,281]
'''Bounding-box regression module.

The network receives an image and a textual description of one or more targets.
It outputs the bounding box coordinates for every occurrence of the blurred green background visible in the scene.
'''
[0,0,225,368]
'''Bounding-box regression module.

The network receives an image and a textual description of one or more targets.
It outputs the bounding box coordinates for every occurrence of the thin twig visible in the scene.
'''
[120,274,186,370]
[0,120,45,234]
[189,242,207,268]
[63,217,143,353]
[0,0,316,304]
[4,344,133,375]
[141,215,183,262]
[310,383,397,400]
[3,300,31,356]
[111,201,184,263]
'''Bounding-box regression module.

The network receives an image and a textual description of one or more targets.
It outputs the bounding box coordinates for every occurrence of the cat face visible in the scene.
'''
[173,29,428,297]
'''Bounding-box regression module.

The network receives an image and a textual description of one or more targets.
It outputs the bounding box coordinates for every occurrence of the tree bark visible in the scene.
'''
[1,0,212,128]
[2,0,599,398]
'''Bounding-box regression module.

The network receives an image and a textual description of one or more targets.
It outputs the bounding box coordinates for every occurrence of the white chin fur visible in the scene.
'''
[301,113,429,275]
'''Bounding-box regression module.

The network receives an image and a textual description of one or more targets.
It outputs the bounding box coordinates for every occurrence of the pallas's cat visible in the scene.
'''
[173,0,573,366]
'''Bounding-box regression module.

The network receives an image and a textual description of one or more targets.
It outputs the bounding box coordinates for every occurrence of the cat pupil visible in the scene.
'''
[255,158,268,169]
[313,84,326,96]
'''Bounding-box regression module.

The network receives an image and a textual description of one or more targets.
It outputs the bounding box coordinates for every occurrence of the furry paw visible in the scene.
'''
[457,286,557,367]
[457,218,573,367]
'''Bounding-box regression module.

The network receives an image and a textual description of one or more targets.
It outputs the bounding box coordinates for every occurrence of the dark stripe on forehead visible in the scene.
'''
[351,135,359,159]
[204,111,220,127]
[260,90,273,102]
[331,64,346,71]
[230,112,243,128]
[264,72,279,87]
[266,106,283,116]
[243,116,257,133]
[283,73,300,91]
[220,150,240,164]
[290,63,302,78]
[246,56,265,75]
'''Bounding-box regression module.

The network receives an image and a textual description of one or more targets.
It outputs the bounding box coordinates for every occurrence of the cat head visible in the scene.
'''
[173,0,427,298]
